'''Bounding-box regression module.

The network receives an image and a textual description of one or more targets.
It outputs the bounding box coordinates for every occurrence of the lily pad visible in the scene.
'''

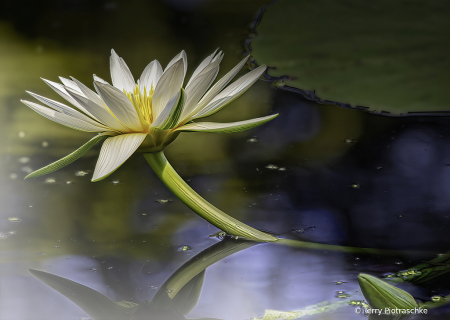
[250,0,450,114]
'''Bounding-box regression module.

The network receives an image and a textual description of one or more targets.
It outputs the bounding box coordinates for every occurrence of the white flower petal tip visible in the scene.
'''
[91,133,147,182]
[110,49,135,93]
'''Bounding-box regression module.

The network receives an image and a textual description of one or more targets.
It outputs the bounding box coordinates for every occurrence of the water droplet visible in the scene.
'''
[345,139,357,143]
[156,199,170,203]
[179,245,191,251]
[111,180,120,185]
[9,173,17,180]
[351,184,360,189]
[0,232,8,239]
[107,267,113,270]
[431,295,443,302]
[29,205,33,208]
[18,157,30,163]
[45,178,56,184]
[335,281,346,285]
[89,268,97,272]
[7,231,16,235]
[75,171,89,176]
[7,217,22,222]
[246,138,258,143]
[139,213,148,216]
[42,141,49,147]
[167,289,173,293]
[376,166,383,170]
[394,261,403,265]
[150,285,159,290]
[21,166,33,173]
[18,131,26,138]
[265,164,279,170]
[278,167,286,171]
[66,180,73,185]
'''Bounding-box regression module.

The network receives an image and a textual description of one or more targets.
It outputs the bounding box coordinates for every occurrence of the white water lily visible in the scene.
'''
[22,49,278,182]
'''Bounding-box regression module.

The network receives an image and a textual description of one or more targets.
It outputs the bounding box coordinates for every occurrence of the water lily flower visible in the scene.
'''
[22,49,278,182]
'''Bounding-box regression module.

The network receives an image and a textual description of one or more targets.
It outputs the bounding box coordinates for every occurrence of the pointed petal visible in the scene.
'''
[110,49,135,93]
[175,114,278,133]
[186,49,219,87]
[26,91,107,128]
[139,60,163,93]
[59,77,83,94]
[152,59,185,119]
[192,56,250,118]
[66,87,129,132]
[93,75,109,84]
[150,88,185,129]
[70,77,107,109]
[92,133,147,182]
[25,134,113,179]
[94,82,142,132]
[21,100,108,132]
[193,65,267,119]
[165,50,187,79]
[41,78,98,120]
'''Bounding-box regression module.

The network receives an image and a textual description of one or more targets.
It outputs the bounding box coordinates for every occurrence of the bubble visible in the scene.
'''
[431,295,443,302]
[18,157,30,163]
[9,173,18,180]
[89,268,97,272]
[335,291,351,298]
[107,267,113,270]
[335,281,346,285]
[179,245,192,252]
[18,131,26,138]
[42,141,49,147]
[351,184,360,189]
[7,217,22,222]
[150,285,159,290]
[7,231,16,235]
[45,178,56,184]
[0,232,8,239]
[345,139,357,143]
[278,167,286,171]
[66,181,73,185]
[246,138,258,143]
[156,199,170,203]
[111,180,120,185]
[265,164,278,170]
[21,166,33,173]
[139,213,148,216]
[54,246,60,248]
[75,171,89,176]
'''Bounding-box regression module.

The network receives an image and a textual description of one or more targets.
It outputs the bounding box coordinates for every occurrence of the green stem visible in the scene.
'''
[144,151,277,242]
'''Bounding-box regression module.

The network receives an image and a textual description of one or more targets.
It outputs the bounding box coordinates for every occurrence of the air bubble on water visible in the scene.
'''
[394,261,403,265]
[21,166,33,173]
[9,173,17,180]
[246,138,258,143]
[0,232,8,239]
[156,199,170,203]
[75,171,89,176]
[278,167,286,171]
[167,289,172,293]
[345,139,357,143]
[179,245,191,252]
[139,213,148,216]
[150,285,159,290]
[89,268,97,272]
[7,217,22,222]
[7,231,16,235]
[54,246,60,248]
[335,281,346,285]
[431,295,443,302]
[111,180,120,185]
[66,181,73,185]
[351,184,360,189]
[42,141,49,147]
[265,164,278,170]
[45,178,56,184]
[29,205,33,208]
[108,267,113,270]
[18,157,30,163]
[335,291,350,298]
[18,131,26,138]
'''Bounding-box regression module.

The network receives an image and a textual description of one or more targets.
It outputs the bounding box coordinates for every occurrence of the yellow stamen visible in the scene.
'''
[124,84,154,123]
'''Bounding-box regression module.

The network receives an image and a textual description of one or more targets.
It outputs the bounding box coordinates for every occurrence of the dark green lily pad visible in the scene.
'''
[250,0,450,114]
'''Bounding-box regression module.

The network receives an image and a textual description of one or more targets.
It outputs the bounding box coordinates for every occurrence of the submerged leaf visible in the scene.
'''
[172,270,205,315]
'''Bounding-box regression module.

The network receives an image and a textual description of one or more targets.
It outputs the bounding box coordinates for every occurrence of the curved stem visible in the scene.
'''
[144,151,278,242]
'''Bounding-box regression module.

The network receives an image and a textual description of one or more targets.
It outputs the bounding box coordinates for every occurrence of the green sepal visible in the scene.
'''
[25,133,112,179]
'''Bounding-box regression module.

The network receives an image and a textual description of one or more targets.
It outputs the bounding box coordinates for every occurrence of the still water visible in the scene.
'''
[1,0,449,319]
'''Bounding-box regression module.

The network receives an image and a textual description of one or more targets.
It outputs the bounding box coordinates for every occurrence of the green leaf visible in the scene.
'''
[29,269,138,320]
[250,0,450,114]
[25,134,110,179]
[172,270,205,315]
[358,273,418,310]
[174,114,278,134]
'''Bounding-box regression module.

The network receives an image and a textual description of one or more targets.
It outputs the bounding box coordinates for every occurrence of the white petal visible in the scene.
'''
[194,56,250,115]
[110,49,135,93]
[42,78,98,119]
[69,77,108,109]
[150,89,184,129]
[66,87,129,132]
[93,75,109,84]
[92,133,147,181]
[180,60,221,121]
[165,50,187,79]
[21,100,107,132]
[139,60,163,94]
[175,114,278,133]
[59,77,83,95]
[186,49,219,87]
[193,65,267,119]
[94,82,142,132]
[26,91,107,128]
[152,59,185,120]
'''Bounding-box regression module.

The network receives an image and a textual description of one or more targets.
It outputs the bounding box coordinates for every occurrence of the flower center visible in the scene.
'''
[124,84,154,123]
